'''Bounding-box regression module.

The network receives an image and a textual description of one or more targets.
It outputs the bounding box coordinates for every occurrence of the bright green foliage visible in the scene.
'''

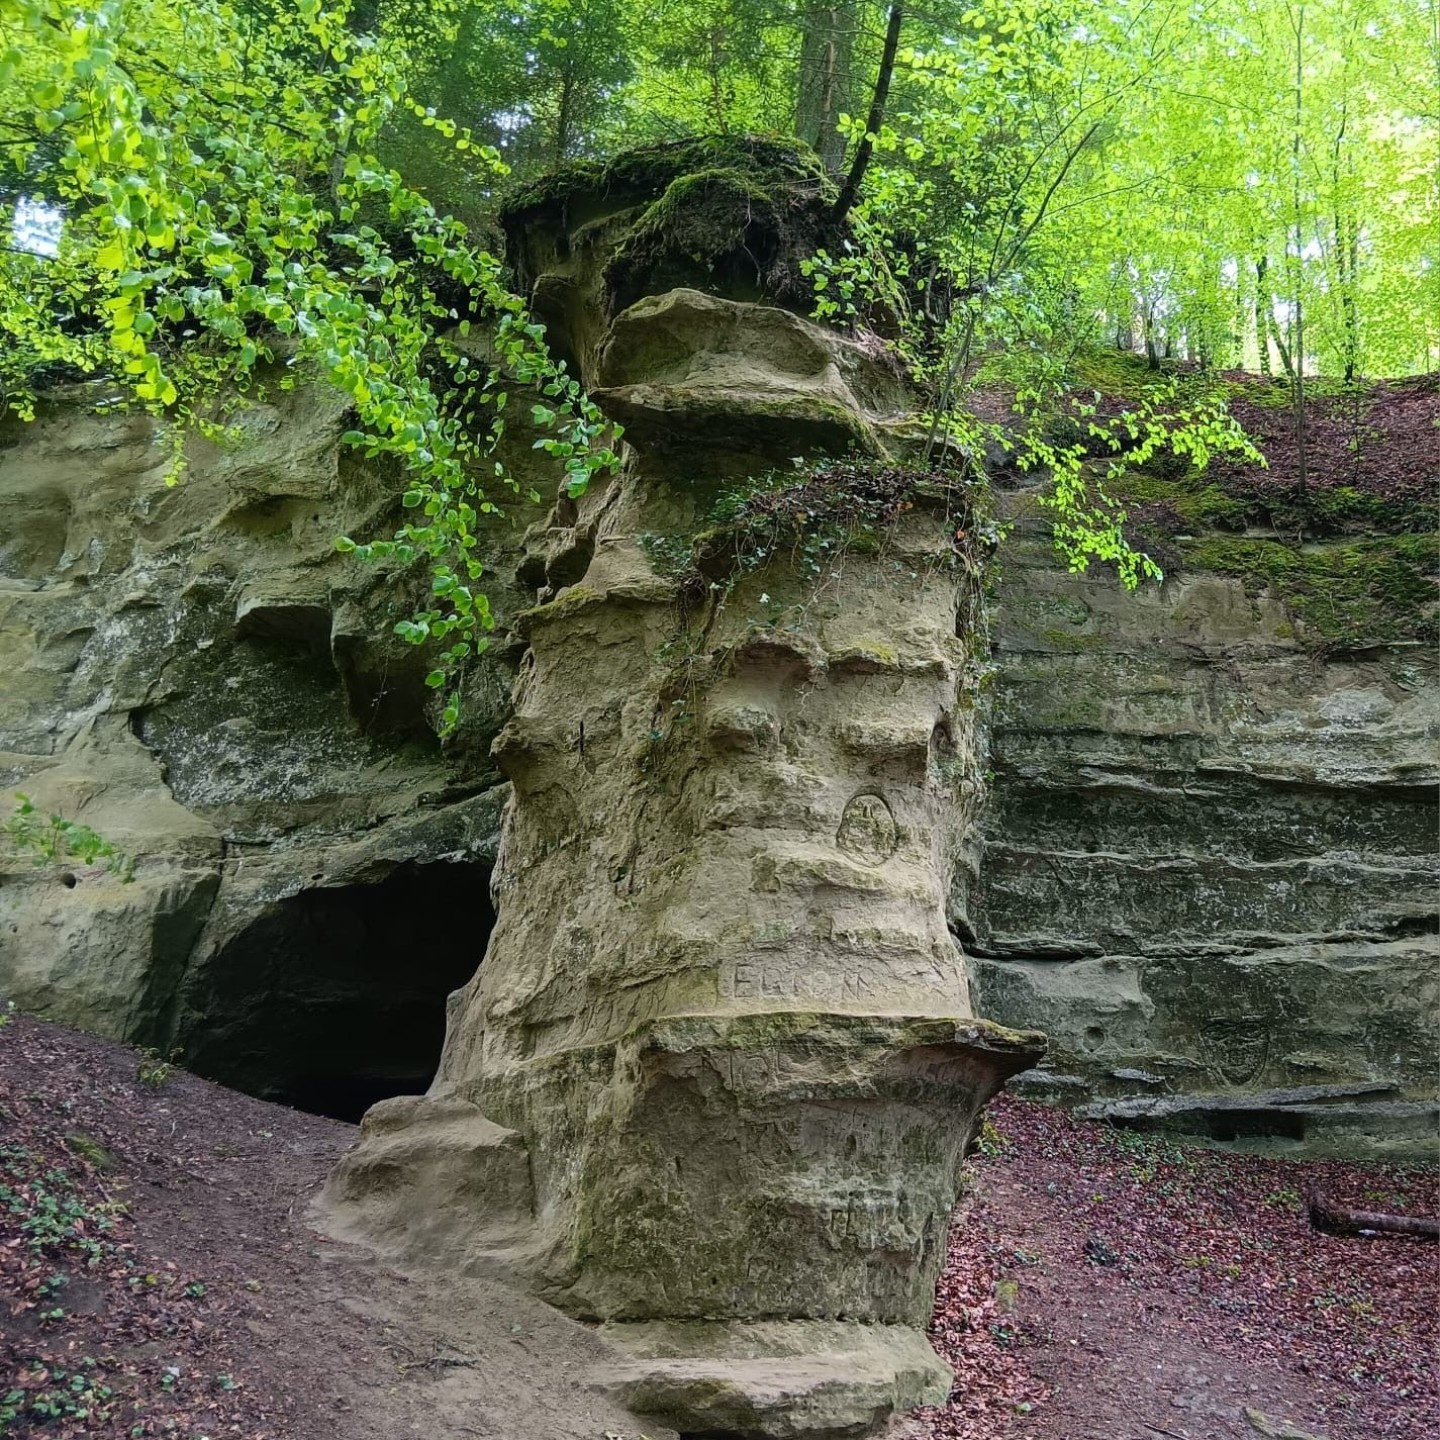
[398,0,1436,379]
[0,0,1432,733]
[1019,382,1264,590]
[822,0,1436,379]
[0,0,621,728]
[3,795,133,880]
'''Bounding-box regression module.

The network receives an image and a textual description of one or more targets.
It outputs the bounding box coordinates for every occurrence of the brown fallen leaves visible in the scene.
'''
[913,1097,1438,1440]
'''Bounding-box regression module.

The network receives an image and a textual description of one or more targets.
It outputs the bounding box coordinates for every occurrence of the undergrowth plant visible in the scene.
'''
[3,795,133,881]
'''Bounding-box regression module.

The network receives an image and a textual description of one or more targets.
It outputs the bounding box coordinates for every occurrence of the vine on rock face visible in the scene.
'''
[644,458,994,642]
[1,0,621,735]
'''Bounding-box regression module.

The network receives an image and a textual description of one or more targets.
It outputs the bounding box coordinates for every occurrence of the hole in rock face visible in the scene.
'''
[1200,1109,1307,1143]
[180,860,492,1122]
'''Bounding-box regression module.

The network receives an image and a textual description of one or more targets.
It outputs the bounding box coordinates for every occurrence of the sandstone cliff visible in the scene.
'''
[0,136,1435,1440]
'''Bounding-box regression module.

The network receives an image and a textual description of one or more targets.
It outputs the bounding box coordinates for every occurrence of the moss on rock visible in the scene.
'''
[501,135,846,318]
[1179,532,1438,644]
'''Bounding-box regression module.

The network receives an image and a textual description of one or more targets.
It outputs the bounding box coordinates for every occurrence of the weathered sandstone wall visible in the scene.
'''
[1,135,1434,1440]
[0,379,528,1113]
[963,503,1438,1155]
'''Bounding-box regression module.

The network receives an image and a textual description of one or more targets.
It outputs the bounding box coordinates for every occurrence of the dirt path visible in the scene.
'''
[3,1014,1434,1440]
[0,1012,671,1440]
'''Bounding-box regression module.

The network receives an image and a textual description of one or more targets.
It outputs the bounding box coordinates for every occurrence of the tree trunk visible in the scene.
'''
[1143,307,1160,370]
[795,2,857,173]
[707,22,731,132]
[831,3,905,222]
[1289,1,1307,508]
[1255,257,1273,378]
[1336,206,1360,382]
[553,63,577,165]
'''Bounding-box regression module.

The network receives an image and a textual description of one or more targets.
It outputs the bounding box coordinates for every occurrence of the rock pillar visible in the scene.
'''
[322,140,1043,1438]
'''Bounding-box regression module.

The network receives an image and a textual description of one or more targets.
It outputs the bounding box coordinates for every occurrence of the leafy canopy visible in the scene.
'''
[1,0,1435,716]
[1,0,621,729]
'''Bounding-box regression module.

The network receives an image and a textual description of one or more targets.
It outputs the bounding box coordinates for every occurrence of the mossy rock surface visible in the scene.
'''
[1176,532,1439,645]
[501,135,848,317]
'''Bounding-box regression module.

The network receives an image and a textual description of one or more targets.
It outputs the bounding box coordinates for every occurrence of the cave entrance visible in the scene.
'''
[179,860,492,1123]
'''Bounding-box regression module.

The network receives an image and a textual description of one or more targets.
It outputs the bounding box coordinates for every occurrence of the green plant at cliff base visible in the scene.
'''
[0,0,621,732]
[3,795,133,881]
[134,1046,176,1089]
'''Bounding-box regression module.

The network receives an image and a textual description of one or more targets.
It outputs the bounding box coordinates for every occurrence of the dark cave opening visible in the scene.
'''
[179,860,493,1123]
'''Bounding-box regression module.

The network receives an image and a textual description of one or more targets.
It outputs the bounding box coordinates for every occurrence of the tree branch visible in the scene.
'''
[1308,1193,1438,1242]
[831,3,903,223]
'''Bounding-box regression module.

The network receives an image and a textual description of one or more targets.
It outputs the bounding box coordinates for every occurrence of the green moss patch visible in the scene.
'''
[1110,468,1249,532]
[1179,532,1439,644]
[501,135,846,316]
[1071,348,1169,400]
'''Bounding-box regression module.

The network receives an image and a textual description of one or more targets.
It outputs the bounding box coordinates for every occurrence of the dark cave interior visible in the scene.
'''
[178,860,493,1123]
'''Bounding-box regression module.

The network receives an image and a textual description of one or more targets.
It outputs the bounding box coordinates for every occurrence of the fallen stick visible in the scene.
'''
[1307,1193,1439,1241]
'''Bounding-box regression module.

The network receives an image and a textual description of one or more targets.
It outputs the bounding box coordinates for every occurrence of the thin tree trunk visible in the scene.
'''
[831,3,904,223]
[708,24,730,132]
[1270,309,1296,382]
[1255,257,1273,377]
[553,64,576,164]
[795,3,857,173]
[1339,216,1359,382]
[1288,1,1308,508]
[1333,98,1358,382]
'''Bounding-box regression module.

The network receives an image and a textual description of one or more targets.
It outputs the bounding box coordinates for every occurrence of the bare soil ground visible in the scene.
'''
[0,1011,671,1440]
[2,1014,1434,1440]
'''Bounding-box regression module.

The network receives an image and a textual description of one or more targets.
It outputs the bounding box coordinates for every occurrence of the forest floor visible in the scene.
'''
[2,1011,1435,1440]
[907,1098,1438,1440]
[0,1011,673,1440]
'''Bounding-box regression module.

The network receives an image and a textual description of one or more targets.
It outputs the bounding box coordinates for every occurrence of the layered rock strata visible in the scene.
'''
[960,503,1439,1155]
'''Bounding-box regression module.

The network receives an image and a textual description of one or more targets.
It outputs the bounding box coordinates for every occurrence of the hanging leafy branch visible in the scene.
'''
[4,795,133,881]
[0,0,622,733]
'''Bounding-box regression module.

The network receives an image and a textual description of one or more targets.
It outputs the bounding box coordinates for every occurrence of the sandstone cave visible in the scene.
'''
[176,860,492,1122]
